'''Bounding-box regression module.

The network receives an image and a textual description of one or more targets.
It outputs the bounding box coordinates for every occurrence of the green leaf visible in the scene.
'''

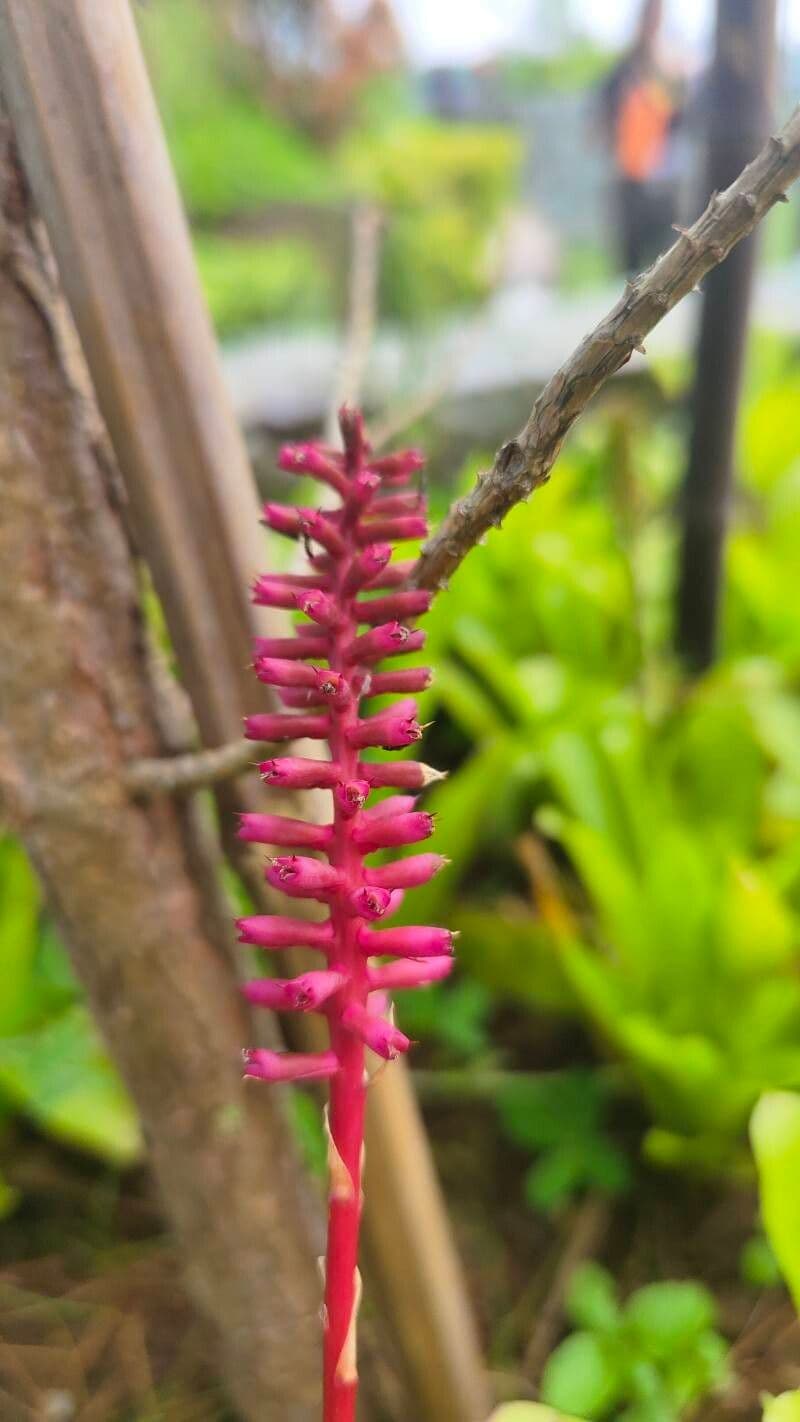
[0,1005,141,1166]
[762,1392,800,1422]
[623,1282,716,1358]
[454,907,574,1012]
[739,1236,782,1289]
[541,1331,623,1419]
[0,837,41,1034]
[750,1091,800,1309]
[566,1263,620,1333]
[489,1407,584,1422]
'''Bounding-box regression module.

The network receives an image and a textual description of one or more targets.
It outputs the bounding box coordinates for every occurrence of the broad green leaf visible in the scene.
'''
[0,838,40,1034]
[0,1005,141,1166]
[623,1281,716,1358]
[720,859,796,977]
[566,1263,620,1333]
[541,1331,623,1419]
[489,1406,584,1422]
[751,1091,800,1309]
[762,1393,800,1422]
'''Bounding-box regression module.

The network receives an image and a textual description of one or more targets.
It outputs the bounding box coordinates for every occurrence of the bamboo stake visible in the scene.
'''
[0,5,489,1417]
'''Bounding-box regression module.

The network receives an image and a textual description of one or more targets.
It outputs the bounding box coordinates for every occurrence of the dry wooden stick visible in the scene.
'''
[324,201,382,444]
[126,737,256,796]
[413,103,800,593]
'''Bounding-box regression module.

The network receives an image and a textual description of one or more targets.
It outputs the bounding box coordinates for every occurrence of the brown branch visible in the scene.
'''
[413,103,800,592]
[126,737,256,796]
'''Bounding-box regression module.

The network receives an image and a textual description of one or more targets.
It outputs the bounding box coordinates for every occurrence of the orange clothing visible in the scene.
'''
[616,78,674,181]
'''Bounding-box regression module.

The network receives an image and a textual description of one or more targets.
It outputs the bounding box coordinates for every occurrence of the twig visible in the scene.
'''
[523,1194,611,1383]
[412,104,800,592]
[324,202,382,443]
[125,737,255,795]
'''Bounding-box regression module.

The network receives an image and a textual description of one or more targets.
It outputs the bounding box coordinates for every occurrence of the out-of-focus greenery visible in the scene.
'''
[539,1265,729,1422]
[194,234,334,336]
[751,1091,800,1309]
[391,340,800,1181]
[138,0,336,218]
[0,838,141,1200]
[340,119,521,317]
[140,0,520,330]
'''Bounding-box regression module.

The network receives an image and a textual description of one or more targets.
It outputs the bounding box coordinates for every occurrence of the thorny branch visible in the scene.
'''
[412,104,800,592]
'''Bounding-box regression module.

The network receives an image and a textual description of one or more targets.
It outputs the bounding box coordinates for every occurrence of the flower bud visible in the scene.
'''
[237,813,332,850]
[334,780,370,819]
[237,914,333,950]
[347,700,423,751]
[366,854,447,890]
[340,1003,412,1060]
[353,810,434,852]
[355,590,433,625]
[265,855,342,901]
[259,757,342,789]
[243,1048,339,1082]
[356,515,428,546]
[245,713,328,742]
[358,925,455,958]
[243,970,346,1012]
[348,886,392,920]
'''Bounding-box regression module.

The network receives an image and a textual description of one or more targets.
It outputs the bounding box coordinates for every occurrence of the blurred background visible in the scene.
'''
[3,2,800,1419]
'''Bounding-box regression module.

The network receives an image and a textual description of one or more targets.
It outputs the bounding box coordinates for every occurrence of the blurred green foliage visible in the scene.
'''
[396,345,800,1178]
[140,0,519,330]
[750,1091,800,1309]
[540,1265,728,1422]
[0,838,141,1200]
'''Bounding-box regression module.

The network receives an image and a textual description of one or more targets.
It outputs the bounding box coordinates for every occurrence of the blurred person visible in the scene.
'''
[597,0,686,273]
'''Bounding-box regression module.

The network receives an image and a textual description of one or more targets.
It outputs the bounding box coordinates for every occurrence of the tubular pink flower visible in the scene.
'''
[236,914,333,950]
[238,408,449,1422]
[355,589,433,624]
[358,924,456,958]
[347,886,392,920]
[334,780,370,819]
[346,698,423,751]
[252,633,329,660]
[356,514,428,545]
[259,757,343,789]
[245,712,329,742]
[265,855,342,901]
[366,853,448,889]
[367,957,454,990]
[342,543,392,593]
[243,970,346,1012]
[340,1002,412,1059]
[352,809,434,852]
[243,1048,339,1082]
[346,621,426,664]
[236,812,332,850]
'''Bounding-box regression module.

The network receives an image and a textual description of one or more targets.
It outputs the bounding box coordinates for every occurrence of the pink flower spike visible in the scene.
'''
[243,970,346,1012]
[346,622,426,665]
[368,449,425,481]
[259,757,343,789]
[358,924,455,959]
[347,699,423,750]
[356,590,433,625]
[356,515,428,546]
[265,855,342,901]
[360,760,445,790]
[368,958,454,990]
[294,589,343,629]
[340,1003,412,1060]
[368,667,432,695]
[353,809,434,852]
[236,914,333,950]
[253,634,329,661]
[366,853,448,890]
[342,543,392,594]
[334,780,371,819]
[245,713,329,742]
[278,443,348,495]
[349,886,392,920]
[243,1048,339,1083]
[236,813,332,850]
[262,502,305,538]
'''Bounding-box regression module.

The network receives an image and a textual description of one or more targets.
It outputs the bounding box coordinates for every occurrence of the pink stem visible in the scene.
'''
[322,455,369,1422]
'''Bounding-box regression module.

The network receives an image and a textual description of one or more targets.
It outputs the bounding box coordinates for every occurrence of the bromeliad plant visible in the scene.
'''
[236,407,451,1422]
